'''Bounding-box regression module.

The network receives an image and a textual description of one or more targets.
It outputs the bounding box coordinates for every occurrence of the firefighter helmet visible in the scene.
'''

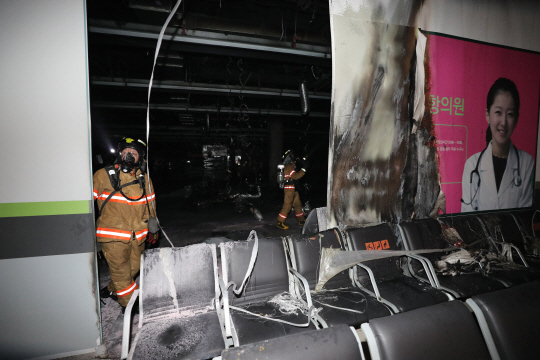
[115,136,147,172]
[282,149,295,165]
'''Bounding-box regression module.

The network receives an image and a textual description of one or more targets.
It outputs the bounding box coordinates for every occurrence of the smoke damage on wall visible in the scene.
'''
[328,1,440,228]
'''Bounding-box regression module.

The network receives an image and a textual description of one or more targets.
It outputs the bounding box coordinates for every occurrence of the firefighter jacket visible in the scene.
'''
[283,163,305,191]
[93,166,156,243]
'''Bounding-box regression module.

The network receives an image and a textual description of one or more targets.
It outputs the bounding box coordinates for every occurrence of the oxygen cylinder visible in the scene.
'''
[277,164,285,189]
[299,81,310,115]
[251,207,263,221]
[303,201,311,214]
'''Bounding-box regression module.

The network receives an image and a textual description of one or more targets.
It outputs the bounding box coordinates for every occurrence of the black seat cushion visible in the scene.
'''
[290,230,351,290]
[289,232,392,326]
[440,215,496,252]
[471,281,540,360]
[230,302,317,345]
[487,266,540,287]
[312,288,391,326]
[363,277,449,313]
[222,237,319,345]
[400,219,507,298]
[222,237,290,306]
[221,324,363,360]
[481,212,527,247]
[511,209,536,240]
[441,215,540,286]
[368,301,491,360]
[346,223,449,312]
[509,210,540,269]
[481,212,540,268]
[436,273,506,298]
[346,223,404,281]
[131,311,225,360]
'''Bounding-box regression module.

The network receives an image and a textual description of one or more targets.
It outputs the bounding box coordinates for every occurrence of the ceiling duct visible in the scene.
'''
[129,0,175,13]
[157,53,184,67]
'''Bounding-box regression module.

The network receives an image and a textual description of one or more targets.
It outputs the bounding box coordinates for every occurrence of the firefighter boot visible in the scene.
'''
[100,286,118,304]
[298,220,305,226]
[276,221,289,230]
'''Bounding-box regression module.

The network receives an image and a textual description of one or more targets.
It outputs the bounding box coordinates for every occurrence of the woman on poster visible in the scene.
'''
[461,77,534,212]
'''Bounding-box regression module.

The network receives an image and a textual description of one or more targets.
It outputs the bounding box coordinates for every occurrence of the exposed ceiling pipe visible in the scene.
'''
[103,124,328,135]
[156,53,183,67]
[92,102,330,117]
[88,22,331,58]
[91,77,331,100]
[129,0,177,13]
[181,13,329,44]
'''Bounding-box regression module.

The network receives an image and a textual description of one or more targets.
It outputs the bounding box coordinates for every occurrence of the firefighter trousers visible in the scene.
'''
[277,190,305,223]
[101,238,145,307]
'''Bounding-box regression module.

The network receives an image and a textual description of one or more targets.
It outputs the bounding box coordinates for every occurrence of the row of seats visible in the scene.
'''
[221,280,540,360]
[399,218,540,298]
[287,225,450,318]
[121,210,540,359]
[455,209,540,268]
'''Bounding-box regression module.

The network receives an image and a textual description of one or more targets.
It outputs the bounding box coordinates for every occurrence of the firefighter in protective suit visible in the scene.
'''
[93,137,158,311]
[277,150,306,229]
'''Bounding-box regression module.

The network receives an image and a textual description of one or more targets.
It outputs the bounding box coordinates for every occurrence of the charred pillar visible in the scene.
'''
[268,118,284,185]
[327,1,438,228]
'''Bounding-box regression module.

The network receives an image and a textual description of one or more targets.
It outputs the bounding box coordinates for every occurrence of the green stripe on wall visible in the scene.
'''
[0,200,90,218]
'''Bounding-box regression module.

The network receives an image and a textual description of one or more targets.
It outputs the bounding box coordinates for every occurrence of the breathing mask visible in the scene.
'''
[120,152,137,173]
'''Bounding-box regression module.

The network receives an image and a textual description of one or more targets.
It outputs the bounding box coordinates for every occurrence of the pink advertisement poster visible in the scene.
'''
[429,33,540,214]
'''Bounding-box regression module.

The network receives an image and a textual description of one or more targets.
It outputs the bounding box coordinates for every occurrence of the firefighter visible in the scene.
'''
[276,150,306,229]
[93,137,158,312]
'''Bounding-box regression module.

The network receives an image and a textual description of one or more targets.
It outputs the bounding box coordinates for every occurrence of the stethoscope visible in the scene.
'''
[461,144,521,209]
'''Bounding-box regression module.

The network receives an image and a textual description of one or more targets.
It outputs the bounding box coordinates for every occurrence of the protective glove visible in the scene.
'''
[297,158,308,172]
[146,232,159,249]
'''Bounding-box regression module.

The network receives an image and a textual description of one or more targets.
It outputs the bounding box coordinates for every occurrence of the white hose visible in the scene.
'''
[144,0,183,247]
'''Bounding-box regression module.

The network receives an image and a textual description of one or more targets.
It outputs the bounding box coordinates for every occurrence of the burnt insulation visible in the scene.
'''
[328,2,439,227]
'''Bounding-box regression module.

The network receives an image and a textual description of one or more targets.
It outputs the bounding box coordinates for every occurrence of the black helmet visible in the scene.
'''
[282,149,295,165]
[115,136,147,172]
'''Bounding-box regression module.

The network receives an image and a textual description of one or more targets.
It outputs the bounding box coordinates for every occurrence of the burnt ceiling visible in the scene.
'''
[87,0,332,160]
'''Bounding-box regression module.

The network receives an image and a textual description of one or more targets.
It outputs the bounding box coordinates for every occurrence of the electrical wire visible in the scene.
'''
[311,65,318,80]
[237,59,251,124]
[279,13,284,41]
[143,0,183,247]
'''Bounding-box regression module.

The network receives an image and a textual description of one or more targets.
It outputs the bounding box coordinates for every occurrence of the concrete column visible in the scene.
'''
[0,1,99,358]
[268,119,284,185]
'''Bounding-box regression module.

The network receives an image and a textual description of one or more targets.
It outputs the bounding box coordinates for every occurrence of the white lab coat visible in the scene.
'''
[461,141,534,212]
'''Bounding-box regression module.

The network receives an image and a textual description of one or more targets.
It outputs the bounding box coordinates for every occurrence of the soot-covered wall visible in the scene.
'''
[328,0,438,227]
[327,0,540,228]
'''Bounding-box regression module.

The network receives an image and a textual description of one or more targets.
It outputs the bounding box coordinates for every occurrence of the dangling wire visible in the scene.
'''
[311,65,319,80]
[237,59,251,124]
[143,0,183,247]
[225,57,234,130]
[279,12,284,41]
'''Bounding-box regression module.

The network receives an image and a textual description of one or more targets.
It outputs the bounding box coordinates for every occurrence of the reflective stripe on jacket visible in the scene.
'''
[93,166,156,243]
[283,163,305,191]
[116,281,138,298]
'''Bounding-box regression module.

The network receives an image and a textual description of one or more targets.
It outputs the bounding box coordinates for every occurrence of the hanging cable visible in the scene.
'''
[225,57,234,130]
[311,65,319,80]
[237,59,251,124]
[299,80,310,115]
[279,13,284,41]
[143,0,183,247]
